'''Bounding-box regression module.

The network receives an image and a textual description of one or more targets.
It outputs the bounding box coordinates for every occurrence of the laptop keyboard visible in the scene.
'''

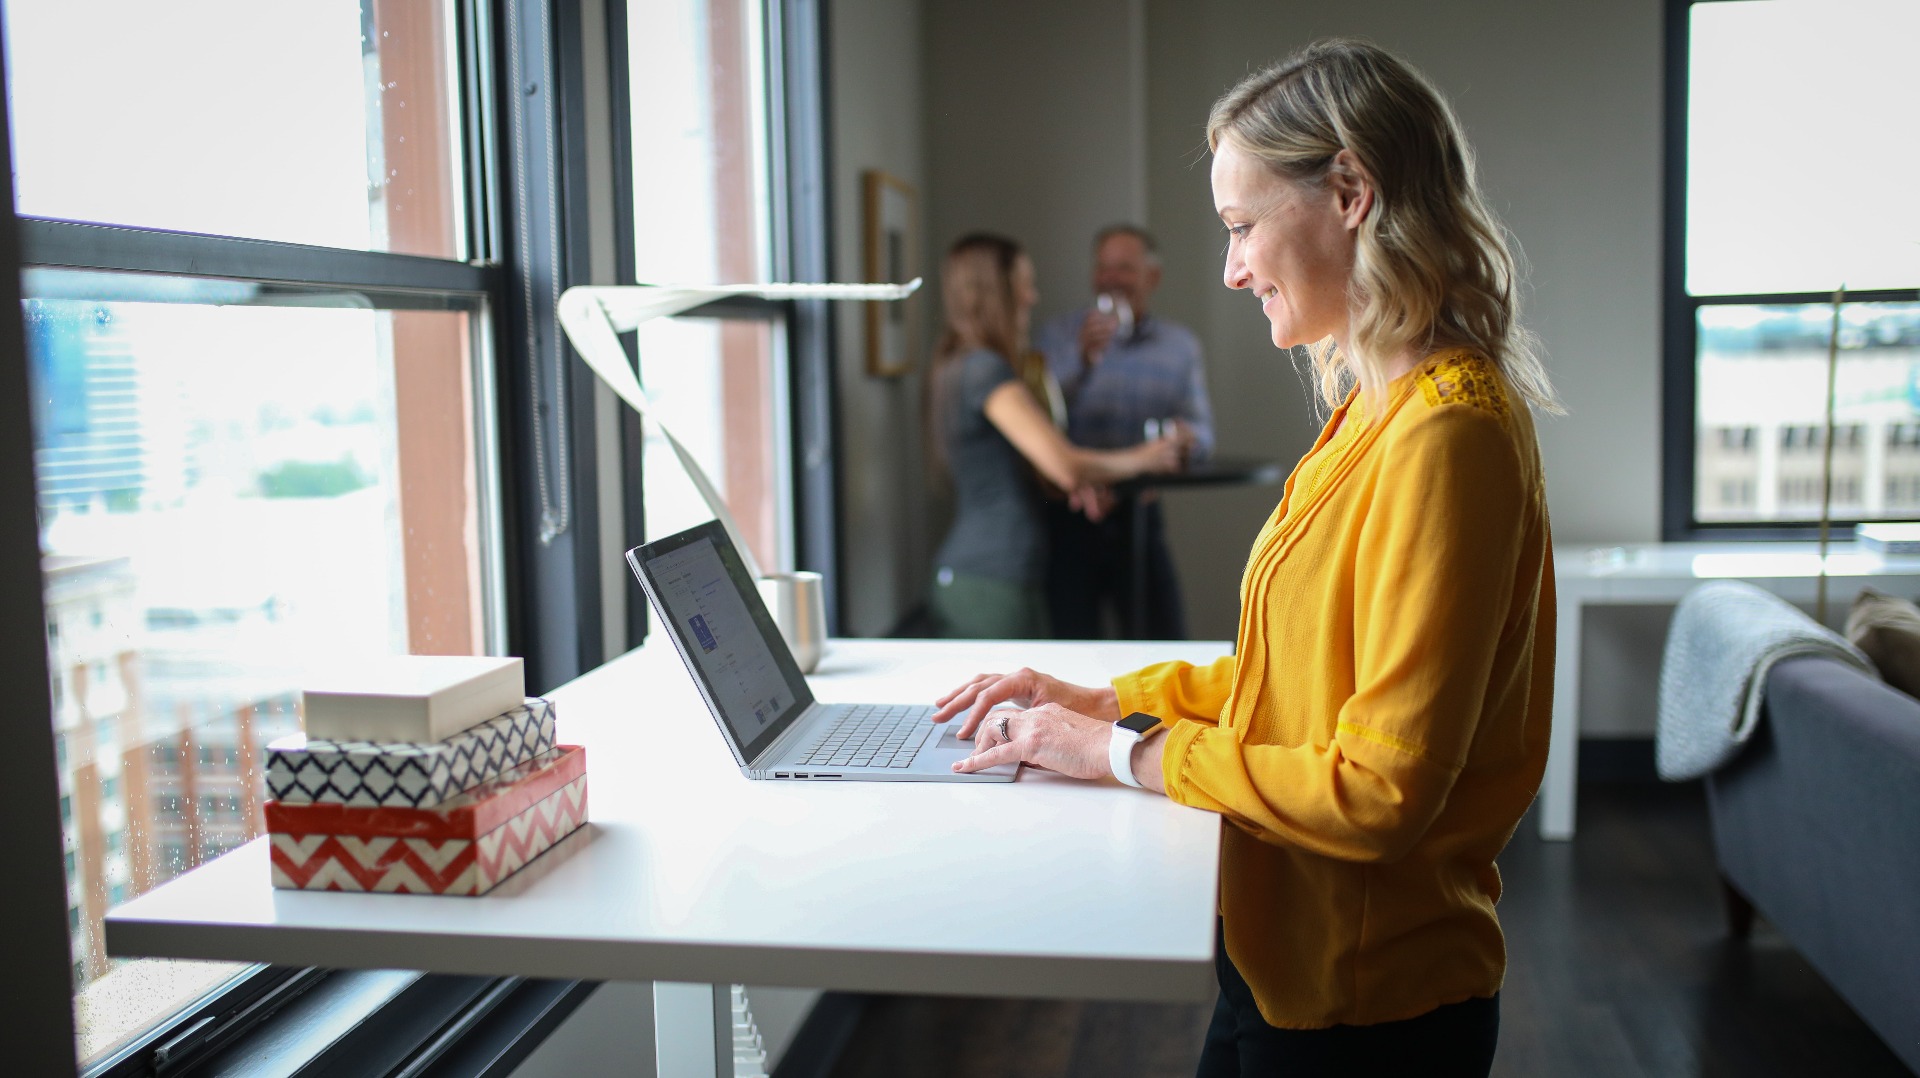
[793,704,932,768]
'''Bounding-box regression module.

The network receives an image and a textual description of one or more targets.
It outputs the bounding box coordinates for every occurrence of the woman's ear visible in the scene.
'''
[1327,149,1376,231]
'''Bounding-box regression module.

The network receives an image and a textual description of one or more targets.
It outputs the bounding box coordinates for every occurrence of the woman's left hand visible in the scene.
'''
[954,703,1112,778]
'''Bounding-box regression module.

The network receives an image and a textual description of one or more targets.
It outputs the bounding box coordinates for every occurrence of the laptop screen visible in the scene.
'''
[626,521,814,764]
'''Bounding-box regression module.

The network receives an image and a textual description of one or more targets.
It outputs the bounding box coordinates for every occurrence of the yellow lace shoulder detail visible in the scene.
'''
[1417,352,1510,425]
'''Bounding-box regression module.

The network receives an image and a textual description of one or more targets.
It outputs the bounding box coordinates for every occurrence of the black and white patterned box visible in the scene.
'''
[267,698,557,809]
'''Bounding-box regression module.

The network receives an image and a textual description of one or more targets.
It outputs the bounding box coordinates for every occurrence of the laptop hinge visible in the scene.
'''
[752,702,827,769]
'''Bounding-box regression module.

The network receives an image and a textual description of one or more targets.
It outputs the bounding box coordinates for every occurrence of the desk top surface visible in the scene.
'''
[106,638,1228,1001]
[1124,456,1285,493]
[1556,540,1920,583]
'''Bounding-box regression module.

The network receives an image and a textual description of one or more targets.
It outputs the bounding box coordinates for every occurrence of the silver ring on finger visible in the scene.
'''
[993,715,1011,742]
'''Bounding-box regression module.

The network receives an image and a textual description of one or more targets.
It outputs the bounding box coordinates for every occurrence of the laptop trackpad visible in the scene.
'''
[924,723,1018,777]
[933,724,973,752]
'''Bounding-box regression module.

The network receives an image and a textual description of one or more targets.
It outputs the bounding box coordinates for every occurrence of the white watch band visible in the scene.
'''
[1110,724,1145,788]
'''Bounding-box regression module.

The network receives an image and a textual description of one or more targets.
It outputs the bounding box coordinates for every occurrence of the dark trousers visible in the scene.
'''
[1045,497,1186,640]
[1197,932,1499,1078]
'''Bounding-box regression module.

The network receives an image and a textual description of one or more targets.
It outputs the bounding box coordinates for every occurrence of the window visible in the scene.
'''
[1665,0,1920,535]
[7,0,509,1068]
[6,1,466,259]
[607,0,837,647]
[623,0,792,576]
[8,0,832,1070]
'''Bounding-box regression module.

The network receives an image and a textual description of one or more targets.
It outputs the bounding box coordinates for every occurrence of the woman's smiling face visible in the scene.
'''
[1211,138,1362,353]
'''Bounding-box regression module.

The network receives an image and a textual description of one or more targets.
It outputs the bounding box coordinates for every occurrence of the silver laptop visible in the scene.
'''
[626,521,1018,782]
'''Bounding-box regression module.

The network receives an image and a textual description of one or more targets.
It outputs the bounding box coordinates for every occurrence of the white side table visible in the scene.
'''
[1544,541,1920,839]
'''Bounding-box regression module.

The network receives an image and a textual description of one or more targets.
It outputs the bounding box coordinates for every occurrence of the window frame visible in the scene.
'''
[1661,0,1920,540]
[2,1,614,1073]
[3,0,836,1071]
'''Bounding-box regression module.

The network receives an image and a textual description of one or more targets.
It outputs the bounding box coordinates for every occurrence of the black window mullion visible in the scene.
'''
[555,0,605,674]
[771,0,841,633]
[602,0,649,652]
[1690,288,1920,308]
[0,54,81,1075]
[18,218,494,297]
[1660,0,1694,541]
[496,0,605,692]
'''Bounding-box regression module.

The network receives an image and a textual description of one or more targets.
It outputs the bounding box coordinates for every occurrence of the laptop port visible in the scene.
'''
[776,772,791,778]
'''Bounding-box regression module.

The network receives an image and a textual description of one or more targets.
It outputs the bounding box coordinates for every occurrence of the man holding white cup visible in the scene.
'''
[1034,225,1216,640]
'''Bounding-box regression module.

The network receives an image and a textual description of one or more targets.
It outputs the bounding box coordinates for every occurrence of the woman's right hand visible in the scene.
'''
[1134,433,1185,475]
[930,667,1122,739]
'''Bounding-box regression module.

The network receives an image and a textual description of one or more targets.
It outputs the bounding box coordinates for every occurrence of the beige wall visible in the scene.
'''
[830,0,934,637]
[923,0,1148,316]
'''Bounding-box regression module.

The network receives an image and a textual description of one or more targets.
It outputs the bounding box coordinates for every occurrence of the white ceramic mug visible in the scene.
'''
[757,571,827,674]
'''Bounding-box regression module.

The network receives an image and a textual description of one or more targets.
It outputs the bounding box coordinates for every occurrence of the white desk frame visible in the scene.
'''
[106,639,1225,1077]
[1543,541,1920,840]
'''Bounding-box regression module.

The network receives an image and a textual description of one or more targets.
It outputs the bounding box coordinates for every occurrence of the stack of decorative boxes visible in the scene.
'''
[264,656,588,896]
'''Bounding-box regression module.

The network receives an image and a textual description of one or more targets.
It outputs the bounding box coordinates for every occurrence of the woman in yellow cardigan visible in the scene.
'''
[932,39,1559,1077]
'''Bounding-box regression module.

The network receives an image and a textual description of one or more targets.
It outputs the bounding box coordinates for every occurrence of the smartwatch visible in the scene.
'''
[1109,712,1160,788]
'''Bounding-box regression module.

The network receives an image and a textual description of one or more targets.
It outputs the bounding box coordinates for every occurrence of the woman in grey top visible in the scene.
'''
[929,233,1184,638]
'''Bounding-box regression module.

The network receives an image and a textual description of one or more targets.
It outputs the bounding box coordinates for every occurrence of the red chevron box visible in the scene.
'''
[267,746,587,895]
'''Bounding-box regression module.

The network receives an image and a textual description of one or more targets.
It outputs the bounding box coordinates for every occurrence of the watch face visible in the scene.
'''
[1117,712,1159,736]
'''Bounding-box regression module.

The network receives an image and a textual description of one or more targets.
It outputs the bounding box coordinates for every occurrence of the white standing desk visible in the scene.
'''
[1544,541,1920,841]
[106,638,1226,1076]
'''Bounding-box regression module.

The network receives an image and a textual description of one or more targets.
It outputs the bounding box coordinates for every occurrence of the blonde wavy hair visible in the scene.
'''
[1208,39,1561,415]
[925,233,1028,479]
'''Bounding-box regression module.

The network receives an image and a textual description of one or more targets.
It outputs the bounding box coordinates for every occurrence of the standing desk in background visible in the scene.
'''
[105,638,1226,1077]
[1120,456,1285,636]
[1545,541,1920,841]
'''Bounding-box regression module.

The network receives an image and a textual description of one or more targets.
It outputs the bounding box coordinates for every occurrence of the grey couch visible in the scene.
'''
[1707,655,1920,1072]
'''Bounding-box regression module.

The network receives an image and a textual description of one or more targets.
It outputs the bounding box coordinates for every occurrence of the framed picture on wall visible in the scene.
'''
[862,169,921,377]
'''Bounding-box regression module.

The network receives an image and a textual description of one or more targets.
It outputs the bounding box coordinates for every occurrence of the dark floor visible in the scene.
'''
[823,783,1911,1078]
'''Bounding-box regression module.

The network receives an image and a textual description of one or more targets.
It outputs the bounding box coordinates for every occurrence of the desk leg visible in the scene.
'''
[1130,498,1149,637]
[1540,596,1581,840]
[654,981,728,1077]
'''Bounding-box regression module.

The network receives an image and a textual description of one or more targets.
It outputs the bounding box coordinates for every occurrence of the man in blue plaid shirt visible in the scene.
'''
[1034,225,1215,639]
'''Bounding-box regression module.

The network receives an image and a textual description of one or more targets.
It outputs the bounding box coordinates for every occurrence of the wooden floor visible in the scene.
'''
[823,782,1910,1077]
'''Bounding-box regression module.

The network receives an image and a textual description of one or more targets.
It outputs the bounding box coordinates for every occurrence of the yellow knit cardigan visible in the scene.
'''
[1114,349,1555,1029]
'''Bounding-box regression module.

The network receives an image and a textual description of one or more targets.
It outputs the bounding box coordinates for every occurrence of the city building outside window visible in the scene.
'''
[1668,0,1920,535]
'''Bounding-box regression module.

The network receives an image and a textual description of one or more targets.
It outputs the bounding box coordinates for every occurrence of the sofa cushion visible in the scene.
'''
[1847,587,1920,699]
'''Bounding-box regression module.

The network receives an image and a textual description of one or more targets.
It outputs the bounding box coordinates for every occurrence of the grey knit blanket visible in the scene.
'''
[1655,580,1875,781]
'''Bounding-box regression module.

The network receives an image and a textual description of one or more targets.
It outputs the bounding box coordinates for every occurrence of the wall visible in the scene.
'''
[923,0,1148,318]
[831,0,935,636]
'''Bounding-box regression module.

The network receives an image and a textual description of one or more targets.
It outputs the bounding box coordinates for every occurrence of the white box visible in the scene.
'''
[302,655,526,744]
